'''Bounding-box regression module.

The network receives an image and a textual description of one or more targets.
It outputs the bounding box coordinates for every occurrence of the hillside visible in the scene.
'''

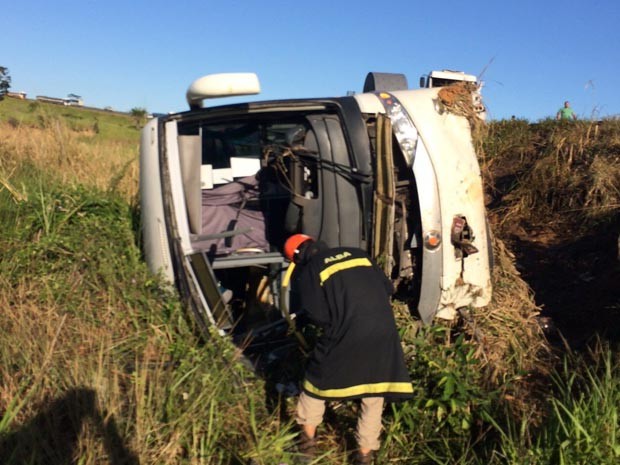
[0,100,618,464]
[481,119,620,346]
[0,97,140,144]
[0,98,141,201]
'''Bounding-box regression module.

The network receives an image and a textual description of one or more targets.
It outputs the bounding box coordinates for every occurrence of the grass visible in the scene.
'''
[0,172,300,464]
[0,100,139,203]
[0,97,139,142]
[485,342,620,465]
[481,118,620,235]
[0,99,618,464]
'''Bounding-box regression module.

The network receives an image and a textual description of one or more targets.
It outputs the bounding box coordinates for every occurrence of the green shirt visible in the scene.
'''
[558,107,576,120]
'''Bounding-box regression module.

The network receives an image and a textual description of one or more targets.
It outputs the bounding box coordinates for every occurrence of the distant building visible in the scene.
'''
[66,93,84,106]
[7,91,27,99]
[36,95,84,106]
[65,97,83,106]
[36,95,67,105]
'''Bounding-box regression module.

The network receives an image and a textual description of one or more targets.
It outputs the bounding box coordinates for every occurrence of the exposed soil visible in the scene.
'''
[487,193,620,349]
[508,224,619,347]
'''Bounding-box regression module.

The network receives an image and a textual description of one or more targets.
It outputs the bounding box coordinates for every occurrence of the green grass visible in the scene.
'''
[0,99,140,201]
[0,96,139,142]
[0,168,304,464]
[0,106,618,464]
[484,343,620,465]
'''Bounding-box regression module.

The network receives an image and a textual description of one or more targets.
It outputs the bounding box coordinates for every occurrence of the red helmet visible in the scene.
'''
[284,234,313,262]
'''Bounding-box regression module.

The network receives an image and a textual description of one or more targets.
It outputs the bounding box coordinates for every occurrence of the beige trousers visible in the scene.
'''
[296,391,384,451]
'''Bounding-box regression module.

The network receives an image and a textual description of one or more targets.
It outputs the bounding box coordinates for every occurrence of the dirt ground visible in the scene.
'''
[487,195,620,349]
[508,223,620,348]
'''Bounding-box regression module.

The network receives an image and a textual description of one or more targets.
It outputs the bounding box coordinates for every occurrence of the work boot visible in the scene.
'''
[297,431,317,460]
[352,450,374,465]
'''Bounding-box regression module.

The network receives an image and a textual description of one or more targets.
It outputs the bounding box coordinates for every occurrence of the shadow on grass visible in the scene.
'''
[512,225,620,349]
[0,387,139,465]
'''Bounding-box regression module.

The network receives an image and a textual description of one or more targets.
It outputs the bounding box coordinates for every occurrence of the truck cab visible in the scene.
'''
[140,72,492,345]
[420,69,477,89]
[420,69,486,119]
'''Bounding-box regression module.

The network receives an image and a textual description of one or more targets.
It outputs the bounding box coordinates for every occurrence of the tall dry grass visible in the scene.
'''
[482,119,620,233]
[0,118,139,203]
[1,108,618,463]
[474,117,620,410]
[0,116,304,464]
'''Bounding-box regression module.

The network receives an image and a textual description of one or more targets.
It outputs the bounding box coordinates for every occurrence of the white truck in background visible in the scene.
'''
[420,70,486,119]
[420,69,478,88]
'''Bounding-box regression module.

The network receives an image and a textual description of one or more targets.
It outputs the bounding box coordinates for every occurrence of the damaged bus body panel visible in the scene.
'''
[388,88,491,320]
[140,72,492,342]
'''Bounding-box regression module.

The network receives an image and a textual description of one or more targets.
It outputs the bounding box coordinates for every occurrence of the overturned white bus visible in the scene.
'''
[140,71,492,345]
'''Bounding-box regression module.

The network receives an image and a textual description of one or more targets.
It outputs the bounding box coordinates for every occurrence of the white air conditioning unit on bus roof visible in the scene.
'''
[186,73,261,109]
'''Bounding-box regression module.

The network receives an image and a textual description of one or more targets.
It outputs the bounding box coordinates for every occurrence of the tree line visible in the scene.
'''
[0,66,11,100]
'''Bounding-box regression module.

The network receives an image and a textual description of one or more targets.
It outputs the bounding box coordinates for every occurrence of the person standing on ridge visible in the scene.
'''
[284,234,413,465]
[556,100,577,121]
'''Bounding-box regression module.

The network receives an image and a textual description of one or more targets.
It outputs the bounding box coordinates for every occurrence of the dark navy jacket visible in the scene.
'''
[292,245,413,401]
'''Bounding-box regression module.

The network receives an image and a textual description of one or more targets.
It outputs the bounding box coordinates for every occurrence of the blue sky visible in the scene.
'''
[3,0,619,120]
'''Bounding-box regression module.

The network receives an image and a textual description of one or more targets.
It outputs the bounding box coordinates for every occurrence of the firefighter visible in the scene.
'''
[284,234,413,465]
